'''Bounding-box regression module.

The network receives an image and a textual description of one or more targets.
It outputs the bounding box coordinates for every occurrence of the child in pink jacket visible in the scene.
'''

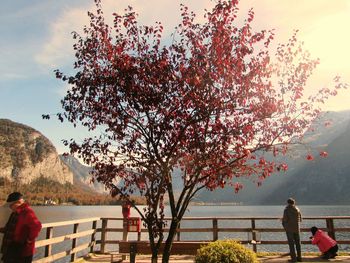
[310,226,338,259]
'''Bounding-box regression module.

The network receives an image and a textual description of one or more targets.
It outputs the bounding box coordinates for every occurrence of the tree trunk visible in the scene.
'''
[148,225,160,263]
[151,253,158,263]
[161,220,179,263]
[150,244,159,263]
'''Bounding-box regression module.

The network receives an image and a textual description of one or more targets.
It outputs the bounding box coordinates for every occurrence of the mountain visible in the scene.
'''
[59,155,107,193]
[196,110,350,205]
[262,119,350,204]
[0,119,146,205]
[0,119,73,185]
[2,109,349,205]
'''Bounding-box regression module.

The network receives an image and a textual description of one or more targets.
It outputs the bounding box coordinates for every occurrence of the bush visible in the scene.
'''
[195,240,258,263]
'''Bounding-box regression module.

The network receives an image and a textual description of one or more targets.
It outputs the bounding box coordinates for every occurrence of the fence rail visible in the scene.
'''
[33,216,350,262]
[33,217,100,263]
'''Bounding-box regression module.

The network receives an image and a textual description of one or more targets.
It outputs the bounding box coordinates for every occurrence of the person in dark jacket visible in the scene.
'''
[282,198,302,262]
[0,192,42,263]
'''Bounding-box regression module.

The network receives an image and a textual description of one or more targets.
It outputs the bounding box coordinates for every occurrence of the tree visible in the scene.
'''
[49,1,346,262]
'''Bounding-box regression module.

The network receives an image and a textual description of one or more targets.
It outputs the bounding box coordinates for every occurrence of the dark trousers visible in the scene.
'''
[24,255,33,263]
[324,244,338,258]
[286,231,301,260]
[3,255,33,263]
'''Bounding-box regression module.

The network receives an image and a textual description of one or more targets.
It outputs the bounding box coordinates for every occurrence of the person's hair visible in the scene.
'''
[311,226,318,236]
[287,198,295,205]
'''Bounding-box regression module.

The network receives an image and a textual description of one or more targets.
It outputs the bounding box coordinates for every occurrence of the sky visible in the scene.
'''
[1,0,350,154]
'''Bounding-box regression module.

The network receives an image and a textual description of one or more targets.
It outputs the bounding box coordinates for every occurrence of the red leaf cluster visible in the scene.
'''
[52,0,346,253]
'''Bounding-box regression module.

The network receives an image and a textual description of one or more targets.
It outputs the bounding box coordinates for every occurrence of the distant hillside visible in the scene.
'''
[2,110,349,206]
[59,155,107,193]
[0,176,123,205]
[196,110,350,205]
[0,119,146,205]
[262,120,350,204]
[0,119,73,184]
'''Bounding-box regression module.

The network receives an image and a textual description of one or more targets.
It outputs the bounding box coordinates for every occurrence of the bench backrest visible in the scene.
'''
[119,241,209,255]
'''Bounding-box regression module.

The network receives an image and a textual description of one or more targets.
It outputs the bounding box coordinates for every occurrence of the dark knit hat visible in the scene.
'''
[287,198,295,205]
[6,192,23,202]
[311,226,318,236]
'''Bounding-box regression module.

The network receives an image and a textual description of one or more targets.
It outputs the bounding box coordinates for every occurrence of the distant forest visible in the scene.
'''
[0,176,146,206]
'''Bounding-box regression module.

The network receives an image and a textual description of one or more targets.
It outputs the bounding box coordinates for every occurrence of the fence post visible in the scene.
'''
[177,223,181,241]
[70,223,79,262]
[213,218,218,241]
[45,227,53,257]
[326,218,336,240]
[251,219,257,253]
[100,218,108,253]
[90,220,98,253]
[137,230,141,241]
[121,218,129,260]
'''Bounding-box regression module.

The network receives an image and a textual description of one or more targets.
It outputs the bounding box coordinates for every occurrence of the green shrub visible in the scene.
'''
[195,240,258,263]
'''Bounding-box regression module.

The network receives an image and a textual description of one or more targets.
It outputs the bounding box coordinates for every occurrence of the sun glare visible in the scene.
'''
[303,12,350,72]
[300,9,350,112]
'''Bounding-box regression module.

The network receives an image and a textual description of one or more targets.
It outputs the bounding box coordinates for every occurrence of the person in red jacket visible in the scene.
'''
[0,192,42,263]
[310,226,338,259]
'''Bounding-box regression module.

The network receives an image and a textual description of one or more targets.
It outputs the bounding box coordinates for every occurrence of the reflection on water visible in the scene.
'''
[1,205,350,261]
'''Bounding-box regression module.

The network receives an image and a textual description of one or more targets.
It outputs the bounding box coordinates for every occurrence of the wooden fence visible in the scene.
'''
[33,217,100,263]
[33,216,350,262]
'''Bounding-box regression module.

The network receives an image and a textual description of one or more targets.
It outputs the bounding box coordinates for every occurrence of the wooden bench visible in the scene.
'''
[119,241,209,262]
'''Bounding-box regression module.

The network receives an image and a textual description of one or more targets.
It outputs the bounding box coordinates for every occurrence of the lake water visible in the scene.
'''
[1,205,350,261]
[2,204,350,224]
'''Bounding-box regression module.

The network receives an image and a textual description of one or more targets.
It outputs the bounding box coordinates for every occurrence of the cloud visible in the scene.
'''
[35,5,91,69]
[34,0,213,70]
[35,0,350,112]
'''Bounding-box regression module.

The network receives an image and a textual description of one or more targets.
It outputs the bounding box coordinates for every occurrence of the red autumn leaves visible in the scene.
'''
[52,1,346,241]
[306,151,328,161]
